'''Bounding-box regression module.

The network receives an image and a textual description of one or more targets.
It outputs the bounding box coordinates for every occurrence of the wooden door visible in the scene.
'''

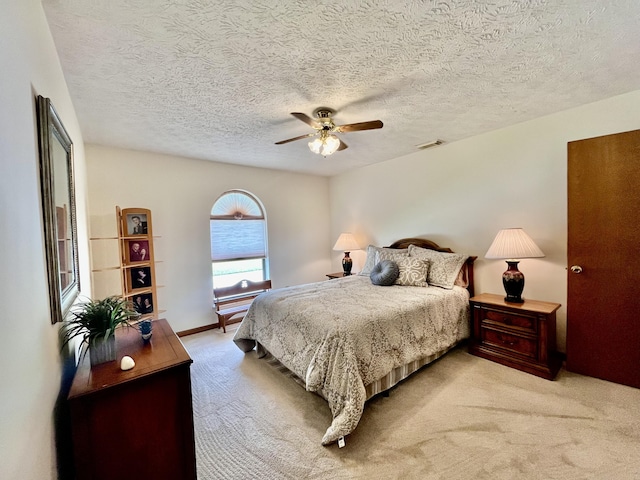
[566,129,640,389]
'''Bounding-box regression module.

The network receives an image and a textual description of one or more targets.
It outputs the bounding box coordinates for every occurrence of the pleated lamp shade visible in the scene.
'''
[333,233,360,252]
[485,228,545,259]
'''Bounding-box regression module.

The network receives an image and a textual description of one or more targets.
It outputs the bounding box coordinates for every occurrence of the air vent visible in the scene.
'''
[416,139,444,150]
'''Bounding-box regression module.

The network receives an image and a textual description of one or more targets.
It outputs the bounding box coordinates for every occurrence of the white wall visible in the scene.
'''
[86,145,331,333]
[0,1,91,479]
[330,89,640,352]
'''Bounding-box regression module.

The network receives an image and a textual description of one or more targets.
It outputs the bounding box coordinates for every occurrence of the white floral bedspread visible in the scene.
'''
[233,275,470,445]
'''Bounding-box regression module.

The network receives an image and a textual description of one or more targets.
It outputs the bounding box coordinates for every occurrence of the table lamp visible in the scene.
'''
[485,228,545,303]
[333,233,360,275]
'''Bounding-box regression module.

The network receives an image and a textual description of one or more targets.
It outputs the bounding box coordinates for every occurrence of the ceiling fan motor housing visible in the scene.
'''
[313,107,335,119]
[313,108,336,129]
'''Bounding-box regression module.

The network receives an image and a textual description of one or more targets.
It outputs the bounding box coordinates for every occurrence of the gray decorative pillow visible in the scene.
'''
[408,244,468,289]
[359,245,408,275]
[394,257,430,287]
[370,260,400,286]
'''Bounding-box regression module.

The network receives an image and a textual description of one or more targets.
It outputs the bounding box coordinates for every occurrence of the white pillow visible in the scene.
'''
[408,244,468,289]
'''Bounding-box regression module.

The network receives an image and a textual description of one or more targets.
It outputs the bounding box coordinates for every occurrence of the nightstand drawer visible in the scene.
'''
[481,308,536,334]
[481,328,537,359]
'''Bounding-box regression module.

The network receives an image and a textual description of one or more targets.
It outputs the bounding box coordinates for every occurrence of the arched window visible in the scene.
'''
[210,190,268,287]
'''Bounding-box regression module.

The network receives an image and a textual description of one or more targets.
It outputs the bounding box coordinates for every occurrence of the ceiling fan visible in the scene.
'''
[275,107,383,156]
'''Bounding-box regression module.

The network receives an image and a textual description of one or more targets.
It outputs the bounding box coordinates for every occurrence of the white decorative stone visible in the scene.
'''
[120,355,135,371]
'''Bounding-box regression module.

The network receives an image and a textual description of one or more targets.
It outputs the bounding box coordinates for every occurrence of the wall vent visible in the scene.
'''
[416,139,444,150]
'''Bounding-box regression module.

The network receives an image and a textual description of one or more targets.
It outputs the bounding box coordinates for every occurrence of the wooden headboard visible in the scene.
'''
[386,237,477,297]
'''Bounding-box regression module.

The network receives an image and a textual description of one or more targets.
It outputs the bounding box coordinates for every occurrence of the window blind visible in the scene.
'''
[210,219,266,261]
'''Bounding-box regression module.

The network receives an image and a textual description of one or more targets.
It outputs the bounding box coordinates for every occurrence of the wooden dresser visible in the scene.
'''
[468,293,562,380]
[68,319,196,480]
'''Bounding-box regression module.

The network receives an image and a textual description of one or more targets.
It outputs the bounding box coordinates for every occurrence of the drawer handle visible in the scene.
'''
[502,317,512,325]
[499,335,516,347]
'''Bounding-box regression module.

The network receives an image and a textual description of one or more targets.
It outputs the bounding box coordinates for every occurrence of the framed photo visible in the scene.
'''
[132,293,154,315]
[130,266,152,289]
[127,240,149,263]
[126,213,148,235]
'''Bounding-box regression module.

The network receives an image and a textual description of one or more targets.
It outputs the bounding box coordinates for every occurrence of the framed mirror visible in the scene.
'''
[37,95,80,324]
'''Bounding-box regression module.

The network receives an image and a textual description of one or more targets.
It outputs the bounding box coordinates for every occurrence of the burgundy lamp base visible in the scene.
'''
[502,260,525,303]
[342,252,353,276]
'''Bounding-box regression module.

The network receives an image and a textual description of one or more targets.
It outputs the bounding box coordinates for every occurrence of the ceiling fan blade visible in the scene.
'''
[335,120,383,133]
[338,139,348,151]
[275,132,317,145]
[291,112,320,128]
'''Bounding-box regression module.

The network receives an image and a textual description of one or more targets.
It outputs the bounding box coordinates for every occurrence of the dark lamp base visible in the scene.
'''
[502,260,525,303]
[504,294,525,304]
[342,252,353,276]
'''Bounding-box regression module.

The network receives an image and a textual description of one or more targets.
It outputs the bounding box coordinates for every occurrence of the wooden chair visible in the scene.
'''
[213,279,272,333]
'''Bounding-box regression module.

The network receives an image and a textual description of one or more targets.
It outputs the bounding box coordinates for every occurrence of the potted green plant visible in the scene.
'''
[61,295,140,366]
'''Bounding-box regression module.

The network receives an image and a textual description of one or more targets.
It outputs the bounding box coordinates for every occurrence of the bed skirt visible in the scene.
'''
[257,340,462,402]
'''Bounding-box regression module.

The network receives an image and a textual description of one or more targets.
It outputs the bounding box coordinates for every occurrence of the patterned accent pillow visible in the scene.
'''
[359,245,378,275]
[359,245,408,275]
[370,260,400,286]
[377,249,409,264]
[393,257,430,287]
[408,244,468,289]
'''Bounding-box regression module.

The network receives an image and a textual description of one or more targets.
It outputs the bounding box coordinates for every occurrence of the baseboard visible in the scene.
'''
[176,323,218,337]
[176,317,247,337]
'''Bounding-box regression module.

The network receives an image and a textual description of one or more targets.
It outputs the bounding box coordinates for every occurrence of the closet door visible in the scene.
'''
[566,129,640,388]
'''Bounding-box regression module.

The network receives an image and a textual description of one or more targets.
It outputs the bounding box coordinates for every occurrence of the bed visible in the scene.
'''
[233,238,476,445]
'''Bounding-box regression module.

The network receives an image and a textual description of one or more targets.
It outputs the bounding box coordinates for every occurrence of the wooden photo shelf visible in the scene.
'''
[117,207,159,320]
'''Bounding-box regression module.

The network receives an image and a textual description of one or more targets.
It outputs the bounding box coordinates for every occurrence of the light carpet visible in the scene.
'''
[182,325,640,480]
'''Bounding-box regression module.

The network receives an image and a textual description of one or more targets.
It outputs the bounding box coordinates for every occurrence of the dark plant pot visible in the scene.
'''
[89,334,116,366]
[139,319,153,342]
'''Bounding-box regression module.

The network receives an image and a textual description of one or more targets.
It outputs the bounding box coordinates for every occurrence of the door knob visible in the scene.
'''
[570,265,583,274]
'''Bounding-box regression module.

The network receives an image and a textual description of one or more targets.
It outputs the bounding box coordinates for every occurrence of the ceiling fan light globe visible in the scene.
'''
[308,135,340,156]
[322,135,340,155]
[308,137,323,154]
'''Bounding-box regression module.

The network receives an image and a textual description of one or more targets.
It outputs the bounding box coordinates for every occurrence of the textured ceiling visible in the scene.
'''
[42,0,640,176]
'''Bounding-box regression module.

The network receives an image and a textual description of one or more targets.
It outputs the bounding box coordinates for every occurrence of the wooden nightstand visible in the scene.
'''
[468,293,562,380]
[326,272,351,279]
